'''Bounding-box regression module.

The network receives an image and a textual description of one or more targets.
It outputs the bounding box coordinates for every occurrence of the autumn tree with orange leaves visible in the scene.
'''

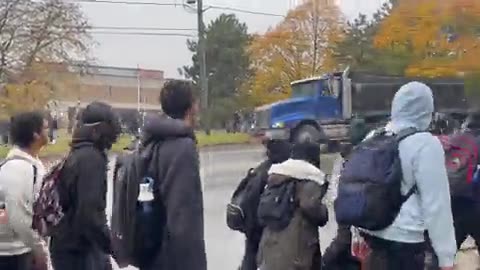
[0,62,79,117]
[374,0,480,78]
[243,0,344,107]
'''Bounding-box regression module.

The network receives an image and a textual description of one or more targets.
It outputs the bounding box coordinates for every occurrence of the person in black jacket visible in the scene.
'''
[423,113,480,270]
[137,80,207,270]
[452,114,480,255]
[239,139,291,270]
[322,144,361,270]
[50,102,120,270]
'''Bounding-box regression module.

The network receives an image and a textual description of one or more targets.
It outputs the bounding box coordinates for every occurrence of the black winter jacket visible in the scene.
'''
[51,140,111,254]
[140,114,207,270]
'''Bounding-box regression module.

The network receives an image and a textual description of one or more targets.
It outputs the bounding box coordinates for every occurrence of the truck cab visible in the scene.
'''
[253,73,346,143]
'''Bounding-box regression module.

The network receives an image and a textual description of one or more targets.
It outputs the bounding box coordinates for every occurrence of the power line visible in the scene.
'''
[71,0,285,17]
[89,31,196,37]
[72,0,179,7]
[14,24,197,31]
[90,26,196,31]
[209,6,284,17]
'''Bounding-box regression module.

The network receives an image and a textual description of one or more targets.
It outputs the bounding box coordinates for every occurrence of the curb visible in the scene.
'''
[199,142,260,152]
[32,142,260,162]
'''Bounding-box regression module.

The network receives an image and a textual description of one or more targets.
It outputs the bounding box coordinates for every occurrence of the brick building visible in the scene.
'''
[58,64,164,112]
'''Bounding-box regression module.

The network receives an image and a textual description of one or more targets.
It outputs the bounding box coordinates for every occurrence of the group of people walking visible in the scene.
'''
[230,81,480,270]
[0,79,208,270]
[0,78,479,270]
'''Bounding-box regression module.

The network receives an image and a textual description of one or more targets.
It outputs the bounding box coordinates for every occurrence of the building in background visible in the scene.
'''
[48,64,165,133]
[61,64,164,112]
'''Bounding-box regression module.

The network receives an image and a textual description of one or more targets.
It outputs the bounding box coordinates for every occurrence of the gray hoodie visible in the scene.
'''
[0,148,45,255]
[365,82,457,267]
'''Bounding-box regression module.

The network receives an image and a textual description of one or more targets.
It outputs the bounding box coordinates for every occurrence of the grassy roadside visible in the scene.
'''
[0,130,252,158]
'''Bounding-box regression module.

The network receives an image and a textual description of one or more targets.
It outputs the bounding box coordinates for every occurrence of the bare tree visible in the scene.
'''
[0,0,91,83]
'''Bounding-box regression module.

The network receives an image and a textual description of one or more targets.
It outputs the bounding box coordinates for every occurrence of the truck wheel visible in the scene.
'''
[293,125,321,144]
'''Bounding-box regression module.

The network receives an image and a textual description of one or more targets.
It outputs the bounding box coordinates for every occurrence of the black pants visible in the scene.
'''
[323,258,361,270]
[50,249,112,270]
[0,253,32,270]
[240,232,262,270]
[423,199,480,270]
[364,235,425,270]
[452,199,480,254]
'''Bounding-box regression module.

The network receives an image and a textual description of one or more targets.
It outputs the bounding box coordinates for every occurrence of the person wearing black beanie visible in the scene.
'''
[50,101,120,270]
[236,139,292,270]
[265,139,292,164]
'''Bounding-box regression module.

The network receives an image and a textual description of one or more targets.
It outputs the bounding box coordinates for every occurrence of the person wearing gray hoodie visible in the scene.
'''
[362,82,457,270]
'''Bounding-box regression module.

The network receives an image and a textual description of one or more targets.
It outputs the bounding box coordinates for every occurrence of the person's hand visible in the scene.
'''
[319,180,330,198]
[32,249,48,270]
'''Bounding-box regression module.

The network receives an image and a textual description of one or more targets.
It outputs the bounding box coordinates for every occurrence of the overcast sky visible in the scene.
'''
[79,0,386,78]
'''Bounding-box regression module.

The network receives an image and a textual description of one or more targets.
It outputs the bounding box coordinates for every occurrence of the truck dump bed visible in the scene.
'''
[349,73,468,117]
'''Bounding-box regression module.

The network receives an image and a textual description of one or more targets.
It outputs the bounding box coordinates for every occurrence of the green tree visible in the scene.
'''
[182,14,251,128]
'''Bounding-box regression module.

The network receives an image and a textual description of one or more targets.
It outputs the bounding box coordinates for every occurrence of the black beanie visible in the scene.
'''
[81,101,115,125]
[291,141,321,168]
[266,139,292,164]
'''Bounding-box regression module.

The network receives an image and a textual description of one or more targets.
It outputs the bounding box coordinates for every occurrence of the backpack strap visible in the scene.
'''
[395,128,420,202]
[32,164,38,185]
[402,185,417,203]
[0,156,38,197]
[395,127,419,142]
[1,156,38,188]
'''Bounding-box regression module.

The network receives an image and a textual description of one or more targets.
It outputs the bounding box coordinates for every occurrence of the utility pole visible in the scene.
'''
[195,0,210,134]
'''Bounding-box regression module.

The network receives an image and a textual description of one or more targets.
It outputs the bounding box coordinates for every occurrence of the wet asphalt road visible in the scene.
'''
[107,145,340,270]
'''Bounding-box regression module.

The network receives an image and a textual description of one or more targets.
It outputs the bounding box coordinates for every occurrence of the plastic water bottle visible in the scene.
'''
[138,177,154,214]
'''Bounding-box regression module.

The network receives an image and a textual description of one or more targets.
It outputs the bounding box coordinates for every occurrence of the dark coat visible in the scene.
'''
[239,140,291,270]
[140,115,207,270]
[50,140,111,254]
[257,159,329,270]
[239,160,272,270]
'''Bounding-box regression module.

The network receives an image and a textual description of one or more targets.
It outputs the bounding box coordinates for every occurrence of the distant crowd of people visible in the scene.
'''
[0,79,479,270]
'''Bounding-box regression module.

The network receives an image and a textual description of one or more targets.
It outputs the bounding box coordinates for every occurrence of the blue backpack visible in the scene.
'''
[334,128,418,230]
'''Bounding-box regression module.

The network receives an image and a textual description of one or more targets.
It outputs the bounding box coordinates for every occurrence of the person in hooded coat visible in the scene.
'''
[361,82,456,270]
[238,139,291,270]
[257,141,329,270]
[137,80,207,270]
[50,102,121,270]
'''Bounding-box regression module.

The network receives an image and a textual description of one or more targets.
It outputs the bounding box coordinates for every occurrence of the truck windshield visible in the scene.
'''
[291,81,317,98]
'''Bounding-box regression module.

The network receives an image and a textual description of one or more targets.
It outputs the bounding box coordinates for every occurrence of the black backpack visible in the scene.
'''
[257,179,297,232]
[111,142,164,268]
[226,161,271,235]
[334,128,418,231]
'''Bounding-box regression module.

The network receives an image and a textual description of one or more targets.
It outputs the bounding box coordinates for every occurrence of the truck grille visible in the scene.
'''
[254,110,271,129]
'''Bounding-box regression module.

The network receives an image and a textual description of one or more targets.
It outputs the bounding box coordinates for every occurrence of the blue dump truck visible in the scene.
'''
[252,67,470,150]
